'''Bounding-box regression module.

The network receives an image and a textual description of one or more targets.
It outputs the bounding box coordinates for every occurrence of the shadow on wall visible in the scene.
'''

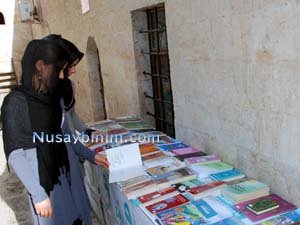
[0,12,5,24]
[86,36,107,121]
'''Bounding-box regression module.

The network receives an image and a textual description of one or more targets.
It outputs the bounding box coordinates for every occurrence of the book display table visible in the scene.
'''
[82,118,300,225]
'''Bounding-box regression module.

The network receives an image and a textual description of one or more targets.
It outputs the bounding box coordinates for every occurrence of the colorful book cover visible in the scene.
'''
[156,202,206,225]
[137,186,178,205]
[175,151,207,161]
[146,161,187,176]
[234,194,297,222]
[146,194,190,214]
[209,169,245,182]
[157,196,232,225]
[257,209,300,225]
[184,154,221,164]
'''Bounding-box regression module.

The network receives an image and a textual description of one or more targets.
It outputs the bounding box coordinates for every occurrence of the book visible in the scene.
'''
[106,143,144,183]
[155,136,181,145]
[123,180,158,199]
[139,143,160,156]
[142,151,166,161]
[153,168,197,189]
[187,181,227,200]
[171,178,204,193]
[209,169,245,182]
[222,179,270,204]
[158,143,202,156]
[137,186,180,207]
[118,174,150,189]
[234,194,297,222]
[144,155,185,170]
[190,161,233,179]
[175,151,207,162]
[146,157,187,176]
[256,208,300,225]
[172,147,202,156]
[118,121,153,130]
[246,198,279,215]
[157,196,232,225]
[157,142,190,151]
[145,194,190,214]
[129,128,156,133]
[184,154,221,165]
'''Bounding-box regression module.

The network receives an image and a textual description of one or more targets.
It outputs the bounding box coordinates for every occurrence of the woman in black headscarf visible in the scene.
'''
[43,34,95,136]
[1,40,104,225]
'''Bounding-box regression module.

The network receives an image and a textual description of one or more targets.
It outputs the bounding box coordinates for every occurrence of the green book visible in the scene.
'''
[203,161,233,171]
[246,199,279,215]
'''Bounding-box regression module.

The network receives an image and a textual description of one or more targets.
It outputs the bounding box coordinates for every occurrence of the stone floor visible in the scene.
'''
[0,92,101,225]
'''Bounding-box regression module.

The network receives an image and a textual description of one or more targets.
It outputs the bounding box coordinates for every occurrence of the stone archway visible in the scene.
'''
[86,36,107,121]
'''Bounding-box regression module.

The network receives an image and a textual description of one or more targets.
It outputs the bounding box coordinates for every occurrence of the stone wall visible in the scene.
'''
[12,0,300,206]
[166,0,300,205]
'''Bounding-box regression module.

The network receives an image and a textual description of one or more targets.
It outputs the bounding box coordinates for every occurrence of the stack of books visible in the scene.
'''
[222,179,270,204]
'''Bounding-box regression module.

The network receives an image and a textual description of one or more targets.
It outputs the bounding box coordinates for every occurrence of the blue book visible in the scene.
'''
[157,142,189,151]
[209,169,245,182]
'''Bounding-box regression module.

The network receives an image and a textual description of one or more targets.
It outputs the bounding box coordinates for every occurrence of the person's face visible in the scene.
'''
[67,58,80,77]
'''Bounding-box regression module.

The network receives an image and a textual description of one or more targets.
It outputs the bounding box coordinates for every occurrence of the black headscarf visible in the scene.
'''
[43,34,84,111]
[1,40,70,194]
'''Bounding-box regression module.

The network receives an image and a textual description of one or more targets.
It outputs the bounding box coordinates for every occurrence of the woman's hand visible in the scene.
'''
[34,198,52,218]
[94,154,109,169]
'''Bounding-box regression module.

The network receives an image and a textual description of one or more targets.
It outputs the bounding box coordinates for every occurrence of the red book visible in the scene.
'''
[138,187,179,206]
[189,181,226,194]
[145,194,190,214]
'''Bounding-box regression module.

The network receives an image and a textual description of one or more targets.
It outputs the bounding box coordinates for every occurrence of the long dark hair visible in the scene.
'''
[20,40,67,95]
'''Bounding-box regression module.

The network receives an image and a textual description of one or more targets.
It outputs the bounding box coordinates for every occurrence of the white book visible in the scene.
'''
[106,143,144,183]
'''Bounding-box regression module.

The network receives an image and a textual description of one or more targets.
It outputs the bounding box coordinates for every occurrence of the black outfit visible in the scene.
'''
[1,40,69,194]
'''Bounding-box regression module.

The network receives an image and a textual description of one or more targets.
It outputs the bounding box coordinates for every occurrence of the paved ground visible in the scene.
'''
[0,92,100,225]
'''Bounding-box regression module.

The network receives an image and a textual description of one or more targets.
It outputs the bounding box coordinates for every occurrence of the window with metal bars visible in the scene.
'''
[140,5,175,137]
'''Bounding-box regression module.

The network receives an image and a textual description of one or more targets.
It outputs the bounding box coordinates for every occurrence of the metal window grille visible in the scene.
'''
[141,5,175,137]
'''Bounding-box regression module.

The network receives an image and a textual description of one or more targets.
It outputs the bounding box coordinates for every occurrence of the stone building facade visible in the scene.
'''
[5,0,300,207]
